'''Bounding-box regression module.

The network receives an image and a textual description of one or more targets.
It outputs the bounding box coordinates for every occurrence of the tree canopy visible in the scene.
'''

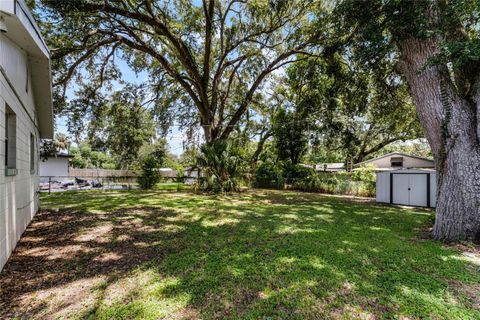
[90,86,156,167]
[286,51,423,165]
[35,0,320,143]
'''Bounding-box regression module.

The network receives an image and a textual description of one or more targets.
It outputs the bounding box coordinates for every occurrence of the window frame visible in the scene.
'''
[4,104,17,176]
[30,133,35,174]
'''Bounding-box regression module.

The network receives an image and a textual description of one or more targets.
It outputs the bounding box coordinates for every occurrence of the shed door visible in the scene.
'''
[392,174,410,205]
[392,174,428,207]
[408,174,427,207]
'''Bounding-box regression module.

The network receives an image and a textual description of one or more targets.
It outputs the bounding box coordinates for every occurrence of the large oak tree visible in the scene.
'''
[36,0,318,143]
[337,0,480,242]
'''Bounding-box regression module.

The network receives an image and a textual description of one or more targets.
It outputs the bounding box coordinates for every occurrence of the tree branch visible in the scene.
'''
[219,46,309,139]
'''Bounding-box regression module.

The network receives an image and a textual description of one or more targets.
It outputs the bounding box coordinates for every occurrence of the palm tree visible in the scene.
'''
[54,133,71,153]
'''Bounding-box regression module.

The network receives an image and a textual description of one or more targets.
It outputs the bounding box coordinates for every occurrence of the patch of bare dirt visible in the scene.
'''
[449,242,480,255]
[163,307,200,320]
[0,207,180,319]
[449,280,480,311]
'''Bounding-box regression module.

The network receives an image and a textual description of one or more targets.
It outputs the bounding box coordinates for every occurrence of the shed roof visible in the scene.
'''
[375,168,436,174]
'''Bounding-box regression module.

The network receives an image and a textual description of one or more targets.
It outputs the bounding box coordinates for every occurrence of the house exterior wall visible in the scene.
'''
[0,32,40,271]
[361,155,435,169]
[39,157,70,177]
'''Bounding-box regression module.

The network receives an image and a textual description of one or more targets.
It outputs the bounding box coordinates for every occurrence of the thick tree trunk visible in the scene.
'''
[434,141,480,242]
[398,37,480,242]
[201,119,219,144]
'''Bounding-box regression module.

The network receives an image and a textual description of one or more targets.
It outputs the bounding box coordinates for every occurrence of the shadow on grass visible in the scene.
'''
[0,190,479,319]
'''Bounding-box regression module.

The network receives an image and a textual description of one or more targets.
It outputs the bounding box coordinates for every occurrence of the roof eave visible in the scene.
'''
[1,0,54,138]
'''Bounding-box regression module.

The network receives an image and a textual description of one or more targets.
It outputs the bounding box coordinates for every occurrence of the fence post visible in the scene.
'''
[48,176,51,194]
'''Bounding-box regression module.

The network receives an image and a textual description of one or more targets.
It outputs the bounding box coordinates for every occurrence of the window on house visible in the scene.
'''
[30,133,35,174]
[5,104,17,175]
[391,157,403,167]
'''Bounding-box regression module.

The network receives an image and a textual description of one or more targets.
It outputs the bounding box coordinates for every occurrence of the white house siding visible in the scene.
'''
[0,32,40,271]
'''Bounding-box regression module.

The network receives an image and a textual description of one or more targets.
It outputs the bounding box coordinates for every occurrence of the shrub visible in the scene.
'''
[351,165,376,196]
[351,165,376,182]
[197,140,248,192]
[254,162,285,189]
[289,170,375,197]
[282,163,316,184]
[252,161,376,197]
[291,172,340,193]
[136,156,161,189]
[291,174,321,192]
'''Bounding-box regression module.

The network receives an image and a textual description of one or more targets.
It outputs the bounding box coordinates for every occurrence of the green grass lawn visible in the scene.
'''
[154,182,192,191]
[1,190,479,319]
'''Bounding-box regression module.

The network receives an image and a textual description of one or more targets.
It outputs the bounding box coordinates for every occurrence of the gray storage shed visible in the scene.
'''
[376,169,437,208]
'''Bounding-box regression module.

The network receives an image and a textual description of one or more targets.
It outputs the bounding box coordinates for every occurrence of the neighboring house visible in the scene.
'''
[354,152,435,171]
[184,166,203,185]
[185,166,202,177]
[158,168,177,178]
[314,163,346,172]
[308,152,434,173]
[0,1,53,270]
[39,153,74,180]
